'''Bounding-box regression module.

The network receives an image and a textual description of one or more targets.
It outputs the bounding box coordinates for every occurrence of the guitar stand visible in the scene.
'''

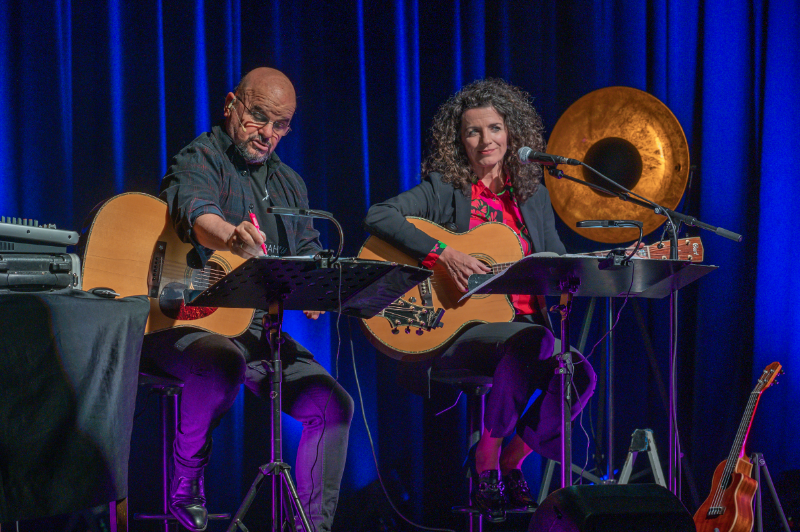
[618,429,667,487]
[226,298,313,532]
[750,452,791,532]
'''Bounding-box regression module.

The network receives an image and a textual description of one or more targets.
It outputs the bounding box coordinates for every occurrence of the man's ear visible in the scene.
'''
[224,93,236,115]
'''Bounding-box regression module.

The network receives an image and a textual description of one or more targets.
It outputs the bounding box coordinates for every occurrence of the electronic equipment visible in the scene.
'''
[0,217,82,291]
[0,217,80,253]
[0,253,81,292]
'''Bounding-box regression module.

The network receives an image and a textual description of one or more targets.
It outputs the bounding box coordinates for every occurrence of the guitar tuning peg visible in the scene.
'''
[416,329,423,336]
[404,326,411,334]
[391,328,399,335]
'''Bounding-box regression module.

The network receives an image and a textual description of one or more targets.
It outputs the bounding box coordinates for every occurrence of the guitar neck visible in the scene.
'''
[718,363,781,486]
[723,391,761,473]
[587,236,704,262]
[489,236,704,274]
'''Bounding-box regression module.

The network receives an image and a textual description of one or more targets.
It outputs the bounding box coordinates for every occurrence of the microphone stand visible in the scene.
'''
[545,163,741,496]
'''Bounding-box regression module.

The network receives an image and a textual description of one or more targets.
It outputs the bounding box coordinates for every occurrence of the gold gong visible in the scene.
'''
[545,86,690,243]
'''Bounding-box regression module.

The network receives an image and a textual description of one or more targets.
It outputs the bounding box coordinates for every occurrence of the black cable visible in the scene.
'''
[347,316,456,532]
[580,260,637,363]
[305,262,344,532]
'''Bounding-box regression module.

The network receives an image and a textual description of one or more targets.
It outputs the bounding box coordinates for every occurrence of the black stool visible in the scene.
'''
[429,369,493,532]
[131,361,230,531]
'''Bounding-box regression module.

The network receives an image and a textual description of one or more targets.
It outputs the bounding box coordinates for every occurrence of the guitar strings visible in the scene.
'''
[709,389,762,509]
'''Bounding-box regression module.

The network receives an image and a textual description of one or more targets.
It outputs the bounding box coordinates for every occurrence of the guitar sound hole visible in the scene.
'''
[159,281,218,321]
[468,254,495,300]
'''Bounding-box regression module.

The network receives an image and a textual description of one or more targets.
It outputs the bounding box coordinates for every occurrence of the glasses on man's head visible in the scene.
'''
[233,95,292,136]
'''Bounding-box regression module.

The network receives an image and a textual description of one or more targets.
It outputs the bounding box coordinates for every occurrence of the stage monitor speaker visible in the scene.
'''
[528,484,696,532]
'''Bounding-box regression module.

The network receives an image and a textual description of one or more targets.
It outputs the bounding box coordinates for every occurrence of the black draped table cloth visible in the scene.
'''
[0,290,149,522]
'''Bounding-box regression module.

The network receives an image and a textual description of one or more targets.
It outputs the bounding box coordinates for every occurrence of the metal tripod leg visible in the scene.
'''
[225,299,313,532]
[618,429,666,487]
[750,452,791,532]
[228,461,311,532]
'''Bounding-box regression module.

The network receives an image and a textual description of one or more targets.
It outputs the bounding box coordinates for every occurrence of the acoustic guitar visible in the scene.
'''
[358,218,704,361]
[81,193,254,336]
[694,361,782,532]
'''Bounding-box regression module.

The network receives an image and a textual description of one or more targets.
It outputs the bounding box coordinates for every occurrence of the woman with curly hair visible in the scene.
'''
[363,78,596,522]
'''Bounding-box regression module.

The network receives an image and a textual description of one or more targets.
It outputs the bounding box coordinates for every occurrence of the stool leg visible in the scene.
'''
[110,498,128,532]
[162,391,179,532]
[466,391,486,532]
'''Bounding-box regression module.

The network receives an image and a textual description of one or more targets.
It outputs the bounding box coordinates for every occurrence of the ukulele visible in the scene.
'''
[694,362,783,532]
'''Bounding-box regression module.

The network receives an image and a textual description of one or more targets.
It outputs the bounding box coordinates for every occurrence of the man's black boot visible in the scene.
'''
[170,475,208,531]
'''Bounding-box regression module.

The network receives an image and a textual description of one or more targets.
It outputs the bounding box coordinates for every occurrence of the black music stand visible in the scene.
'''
[186,256,431,532]
[465,253,717,489]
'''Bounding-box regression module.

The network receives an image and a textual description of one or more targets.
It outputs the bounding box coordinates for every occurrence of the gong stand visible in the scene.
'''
[546,163,741,495]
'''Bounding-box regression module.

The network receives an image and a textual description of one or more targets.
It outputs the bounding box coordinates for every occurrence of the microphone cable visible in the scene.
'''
[348,315,456,532]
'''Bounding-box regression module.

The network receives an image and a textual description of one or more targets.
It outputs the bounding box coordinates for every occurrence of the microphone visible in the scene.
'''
[265,207,345,263]
[518,147,580,166]
[228,97,248,132]
[265,207,333,218]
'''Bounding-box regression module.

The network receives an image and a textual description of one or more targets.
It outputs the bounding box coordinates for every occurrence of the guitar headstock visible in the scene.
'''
[756,362,783,393]
[643,236,705,262]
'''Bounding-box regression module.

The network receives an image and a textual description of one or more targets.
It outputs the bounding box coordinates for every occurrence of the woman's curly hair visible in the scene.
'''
[421,78,546,203]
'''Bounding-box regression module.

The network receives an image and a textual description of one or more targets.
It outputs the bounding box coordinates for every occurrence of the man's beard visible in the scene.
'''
[235,137,271,164]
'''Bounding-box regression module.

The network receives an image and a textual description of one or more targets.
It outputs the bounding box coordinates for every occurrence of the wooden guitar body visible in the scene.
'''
[693,362,782,532]
[694,457,757,532]
[81,192,254,336]
[357,218,706,362]
[358,218,522,361]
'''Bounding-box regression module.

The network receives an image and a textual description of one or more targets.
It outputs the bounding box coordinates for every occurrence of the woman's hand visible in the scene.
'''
[438,246,491,293]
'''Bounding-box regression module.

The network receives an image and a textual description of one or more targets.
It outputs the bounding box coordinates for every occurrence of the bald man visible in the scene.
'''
[143,67,354,532]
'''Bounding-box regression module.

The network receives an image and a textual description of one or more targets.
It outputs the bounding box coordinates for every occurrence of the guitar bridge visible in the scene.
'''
[418,278,433,307]
[378,296,444,334]
[707,506,724,517]
[148,240,166,298]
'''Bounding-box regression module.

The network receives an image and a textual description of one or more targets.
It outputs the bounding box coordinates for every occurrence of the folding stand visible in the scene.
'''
[186,256,431,532]
[466,253,716,488]
[750,452,792,532]
[618,429,666,487]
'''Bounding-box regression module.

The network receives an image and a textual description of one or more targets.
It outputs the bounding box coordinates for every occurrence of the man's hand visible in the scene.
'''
[193,213,266,258]
[225,221,267,259]
[438,246,491,293]
[303,310,326,320]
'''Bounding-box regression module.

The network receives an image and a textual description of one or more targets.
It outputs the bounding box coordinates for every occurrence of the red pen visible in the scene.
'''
[248,207,269,255]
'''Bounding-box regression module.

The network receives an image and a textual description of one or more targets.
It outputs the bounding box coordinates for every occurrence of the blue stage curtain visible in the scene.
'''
[1,0,797,527]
